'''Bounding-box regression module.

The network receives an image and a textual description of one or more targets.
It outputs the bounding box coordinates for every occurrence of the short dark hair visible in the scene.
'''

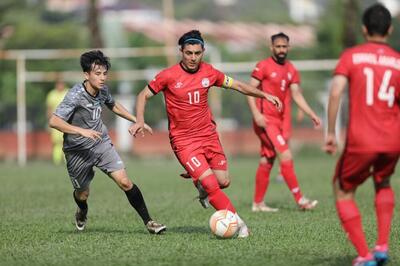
[271,32,289,43]
[80,50,111,73]
[362,3,391,36]
[178,30,204,49]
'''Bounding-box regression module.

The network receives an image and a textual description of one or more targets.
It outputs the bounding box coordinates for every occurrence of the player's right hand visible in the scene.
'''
[323,133,337,155]
[129,122,145,137]
[79,128,102,141]
[265,93,282,112]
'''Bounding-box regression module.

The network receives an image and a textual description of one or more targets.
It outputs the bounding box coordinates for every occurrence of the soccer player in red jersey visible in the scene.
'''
[130,30,282,238]
[247,32,321,212]
[324,4,400,266]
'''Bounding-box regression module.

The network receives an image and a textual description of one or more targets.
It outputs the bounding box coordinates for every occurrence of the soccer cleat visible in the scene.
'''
[352,255,377,266]
[146,220,167,234]
[252,202,278,212]
[196,182,210,209]
[373,245,389,266]
[75,207,88,231]
[237,223,250,238]
[236,214,250,238]
[180,172,191,179]
[297,196,318,210]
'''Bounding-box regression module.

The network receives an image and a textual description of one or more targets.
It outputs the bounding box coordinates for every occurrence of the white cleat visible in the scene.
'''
[236,214,250,238]
[237,224,249,238]
[297,197,318,210]
[252,202,279,212]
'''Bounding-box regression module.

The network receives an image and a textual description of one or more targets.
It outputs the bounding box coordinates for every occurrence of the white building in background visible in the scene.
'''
[379,0,400,16]
[288,0,320,23]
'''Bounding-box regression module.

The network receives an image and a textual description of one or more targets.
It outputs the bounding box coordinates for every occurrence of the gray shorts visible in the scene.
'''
[65,140,125,191]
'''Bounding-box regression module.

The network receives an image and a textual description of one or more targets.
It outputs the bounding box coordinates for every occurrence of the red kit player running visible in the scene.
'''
[324,4,400,266]
[130,30,281,238]
[247,32,321,212]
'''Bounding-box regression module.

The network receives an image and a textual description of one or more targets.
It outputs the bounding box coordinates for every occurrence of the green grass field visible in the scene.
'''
[1,150,399,266]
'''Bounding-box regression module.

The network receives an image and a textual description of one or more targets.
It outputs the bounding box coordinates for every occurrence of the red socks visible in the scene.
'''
[336,200,369,257]
[200,174,236,213]
[253,162,273,203]
[280,160,302,202]
[375,187,395,247]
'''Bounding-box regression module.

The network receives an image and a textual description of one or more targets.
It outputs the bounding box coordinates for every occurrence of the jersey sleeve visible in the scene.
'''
[148,69,169,95]
[54,89,78,121]
[334,50,351,77]
[251,61,264,81]
[291,67,301,85]
[212,67,234,89]
[103,86,116,110]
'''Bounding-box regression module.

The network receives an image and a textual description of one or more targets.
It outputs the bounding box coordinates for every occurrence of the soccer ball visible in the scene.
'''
[209,209,238,238]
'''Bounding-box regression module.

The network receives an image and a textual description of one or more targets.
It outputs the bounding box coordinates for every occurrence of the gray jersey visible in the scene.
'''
[54,82,115,151]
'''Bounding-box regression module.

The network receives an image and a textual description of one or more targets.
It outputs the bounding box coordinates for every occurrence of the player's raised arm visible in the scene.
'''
[324,75,348,155]
[111,102,153,135]
[290,83,321,127]
[246,77,266,128]
[227,77,282,111]
[129,86,154,137]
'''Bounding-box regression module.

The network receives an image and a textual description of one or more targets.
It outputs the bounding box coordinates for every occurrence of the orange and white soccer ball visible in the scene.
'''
[209,210,238,238]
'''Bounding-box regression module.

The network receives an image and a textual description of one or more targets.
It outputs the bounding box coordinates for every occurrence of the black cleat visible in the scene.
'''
[75,208,88,231]
[146,220,167,234]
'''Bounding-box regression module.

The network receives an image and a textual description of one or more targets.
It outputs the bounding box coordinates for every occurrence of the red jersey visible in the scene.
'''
[334,42,400,152]
[251,57,300,124]
[148,62,227,144]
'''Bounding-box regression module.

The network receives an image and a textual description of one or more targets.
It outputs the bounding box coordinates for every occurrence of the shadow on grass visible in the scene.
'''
[57,227,134,235]
[167,225,209,234]
[311,255,354,266]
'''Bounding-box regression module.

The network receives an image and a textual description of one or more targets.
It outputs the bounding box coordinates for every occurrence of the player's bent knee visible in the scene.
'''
[120,178,133,191]
[75,190,89,201]
[279,150,292,162]
[219,178,230,188]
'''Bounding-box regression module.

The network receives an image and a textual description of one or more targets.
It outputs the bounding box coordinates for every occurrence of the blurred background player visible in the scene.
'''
[49,50,166,234]
[130,30,281,238]
[275,91,305,182]
[46,77,68,165]
[324,3,400,266]
[247,32,320,212]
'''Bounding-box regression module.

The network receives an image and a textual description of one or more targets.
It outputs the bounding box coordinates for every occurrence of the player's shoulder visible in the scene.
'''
[65,83,85,99]
[158,63,181,78]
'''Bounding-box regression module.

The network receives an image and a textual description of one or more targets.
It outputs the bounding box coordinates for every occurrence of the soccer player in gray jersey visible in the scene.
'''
[49,50,166,234]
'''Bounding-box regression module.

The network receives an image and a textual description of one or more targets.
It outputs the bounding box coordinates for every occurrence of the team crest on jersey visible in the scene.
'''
[202,78,210,87]
[270,72,277,78]
[175,81,183,88]
[288,73,292,81]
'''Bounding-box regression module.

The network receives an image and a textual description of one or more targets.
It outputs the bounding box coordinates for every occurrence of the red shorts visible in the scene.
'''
[172,137,227,180]
[253,122,289,158]
[334,152,400,191]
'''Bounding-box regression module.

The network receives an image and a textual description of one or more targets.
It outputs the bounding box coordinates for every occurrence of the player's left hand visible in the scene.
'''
[323,133,337,155]
[265,93,282,112]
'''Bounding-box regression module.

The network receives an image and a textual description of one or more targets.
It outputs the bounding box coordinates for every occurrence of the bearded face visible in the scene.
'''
[270,37,289,64]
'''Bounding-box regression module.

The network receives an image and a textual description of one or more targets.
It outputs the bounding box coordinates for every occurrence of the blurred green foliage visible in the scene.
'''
[0,0,399,130]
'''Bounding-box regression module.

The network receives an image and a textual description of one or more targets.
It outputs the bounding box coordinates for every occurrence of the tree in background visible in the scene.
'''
[88,0,103,48]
